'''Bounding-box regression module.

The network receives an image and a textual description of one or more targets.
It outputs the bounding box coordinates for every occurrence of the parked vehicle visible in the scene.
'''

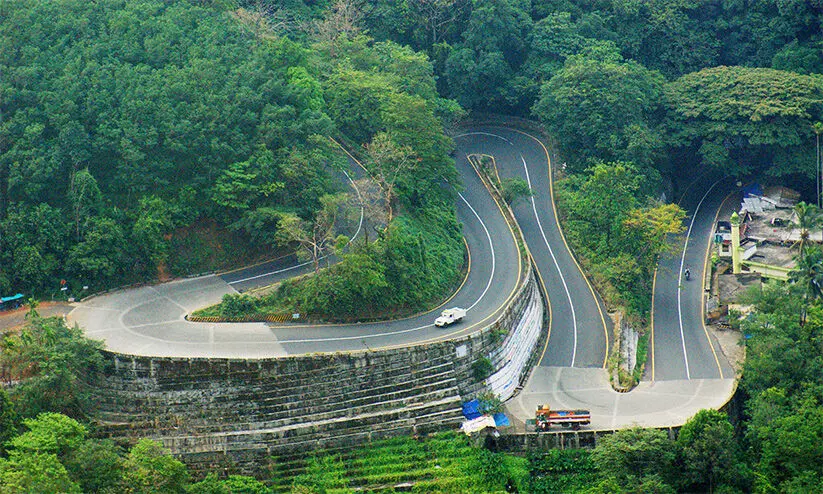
[535,404,591,431]
[434,307,466,327]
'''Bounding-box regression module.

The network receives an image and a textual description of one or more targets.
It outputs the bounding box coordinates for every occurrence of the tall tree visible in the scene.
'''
[591,427,677,484]
[122,439,190,494]
[789,245,823,326]
[791,201,821,261]
[365,132,415,223]
[534,48,666,171]
[275,193,349,274]
[677,409,747,493]
[67,168,101,242]
[665,66,823,178]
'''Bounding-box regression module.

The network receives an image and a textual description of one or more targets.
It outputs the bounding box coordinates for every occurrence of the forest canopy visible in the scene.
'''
[0,0,464,320]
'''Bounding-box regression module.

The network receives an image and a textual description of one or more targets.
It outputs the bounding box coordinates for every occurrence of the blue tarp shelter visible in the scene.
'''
[462,399,482,420]
[1,294,23,303]
[493,413,510,427]
[0,293,24,311]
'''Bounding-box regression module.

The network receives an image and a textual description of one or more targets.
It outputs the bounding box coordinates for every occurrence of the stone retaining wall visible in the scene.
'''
[88,270,544,477]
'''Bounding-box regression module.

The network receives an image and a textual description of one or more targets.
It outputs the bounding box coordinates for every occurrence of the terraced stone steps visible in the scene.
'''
[168,397,464,475]
[91,355,456,409]
[92,349,468,476]
[92,363,458,420]
[101,352,456,394]
[95,383,461,436]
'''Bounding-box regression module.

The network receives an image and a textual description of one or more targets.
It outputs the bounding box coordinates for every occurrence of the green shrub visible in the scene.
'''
[472,357,493,382]
[219,294,259,319]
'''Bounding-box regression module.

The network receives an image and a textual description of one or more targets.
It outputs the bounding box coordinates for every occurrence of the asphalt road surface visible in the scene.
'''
[651,174,736,381]
[68,123,735,428]
[454,128,610,369]
[69,141,521,357]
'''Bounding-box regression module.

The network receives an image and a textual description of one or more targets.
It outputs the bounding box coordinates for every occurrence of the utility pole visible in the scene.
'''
[814,122,823,208]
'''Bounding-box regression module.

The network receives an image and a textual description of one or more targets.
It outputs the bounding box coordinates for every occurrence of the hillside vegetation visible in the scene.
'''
[0,0,464,320]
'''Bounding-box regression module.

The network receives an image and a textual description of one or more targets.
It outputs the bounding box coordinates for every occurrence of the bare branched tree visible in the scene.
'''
[365,133,416,224]
[276,193,349,274]
[407,0,468,45]
[350,177,387,241]
[313,0,364,57]
[234,1,297,39]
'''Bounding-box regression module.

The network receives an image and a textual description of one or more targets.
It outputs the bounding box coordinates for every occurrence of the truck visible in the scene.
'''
[535,404,591,431]
[434,307,467,327]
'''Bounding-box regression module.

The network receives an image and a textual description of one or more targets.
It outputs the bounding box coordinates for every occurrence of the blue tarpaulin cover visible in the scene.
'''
[743,183,763,198]
[0,293,23,303]
[462,399,481,420]
[493,413,510,427]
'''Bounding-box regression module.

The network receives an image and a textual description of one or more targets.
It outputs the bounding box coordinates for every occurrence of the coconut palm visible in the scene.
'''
[789,246,823,325]
[792,201,821,261]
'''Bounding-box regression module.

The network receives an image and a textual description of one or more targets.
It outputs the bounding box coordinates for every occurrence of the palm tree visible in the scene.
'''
[792,201,821,261]
[789,246,823,325]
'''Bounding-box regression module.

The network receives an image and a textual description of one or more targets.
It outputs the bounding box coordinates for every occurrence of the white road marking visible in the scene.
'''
[458,131,580,367]
[677,179,721,380]
[279,190,497,344]
[519,150,579,367]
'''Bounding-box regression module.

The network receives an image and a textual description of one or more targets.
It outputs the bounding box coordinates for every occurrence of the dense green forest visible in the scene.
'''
[7,0,823,322]
[5,0,823,490]
[0,0,464,320]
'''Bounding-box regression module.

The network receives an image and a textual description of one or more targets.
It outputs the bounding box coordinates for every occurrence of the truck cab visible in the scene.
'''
[434,307,466,327]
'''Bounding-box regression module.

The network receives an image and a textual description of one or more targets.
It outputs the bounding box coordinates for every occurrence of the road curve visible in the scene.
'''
[68,122,736,430]
[68,140,521,357]
[457,126,736,428]
[454,128,611,369]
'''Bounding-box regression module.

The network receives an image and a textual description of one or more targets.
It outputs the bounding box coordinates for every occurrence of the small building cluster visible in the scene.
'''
[709,184,809,326]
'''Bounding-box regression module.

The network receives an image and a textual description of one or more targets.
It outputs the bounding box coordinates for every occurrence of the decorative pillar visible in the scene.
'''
[730,211,742,274]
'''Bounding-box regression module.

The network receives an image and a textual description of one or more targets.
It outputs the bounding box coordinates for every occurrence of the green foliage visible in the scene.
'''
[219,294,260,319]
[0,314,104,419]
[476,390,504,415]
[122,439,190,494]
[256,201,464,322]
[632,331,650,384]
[738,282,823,491]
[187,474,231,494]
[472,357,493,382]
[534,51,666,173]
[0,389,18,455]
[554,162,684,319]
[0,0,341,294]
[0,451,82,493]
[8,413,87,456]
[62,439,125,494]
[677,409,748,492]
[500,177,533,205]
[527,449,598,493]
[665,66,823,178]
[188,474,271,494]
[591,427,676,485]
[271,432,527,492]
[291,454,348,493]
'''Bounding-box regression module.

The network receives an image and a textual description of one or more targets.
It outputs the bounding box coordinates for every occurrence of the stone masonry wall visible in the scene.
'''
[88,270,544,477]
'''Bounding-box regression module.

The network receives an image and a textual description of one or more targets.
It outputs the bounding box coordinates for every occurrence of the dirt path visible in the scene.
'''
[0,302,75,332]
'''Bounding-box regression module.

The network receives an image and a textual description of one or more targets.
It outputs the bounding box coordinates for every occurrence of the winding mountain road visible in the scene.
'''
[68,123,736,429]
